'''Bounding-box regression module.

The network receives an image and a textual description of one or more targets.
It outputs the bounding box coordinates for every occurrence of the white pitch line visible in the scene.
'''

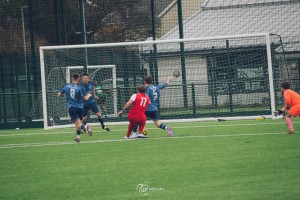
[0,132,287,149]
[0,121,295,137]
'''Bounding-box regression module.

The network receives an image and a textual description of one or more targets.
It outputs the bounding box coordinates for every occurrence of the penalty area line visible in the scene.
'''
[0,132,285,149]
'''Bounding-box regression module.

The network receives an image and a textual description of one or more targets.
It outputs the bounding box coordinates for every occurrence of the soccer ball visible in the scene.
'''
[142,128,148,135]
[173,70,180,78]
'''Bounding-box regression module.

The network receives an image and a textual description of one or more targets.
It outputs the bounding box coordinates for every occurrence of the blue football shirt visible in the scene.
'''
[81,81,96,105]
[146,83,168,111]
[59,83,85,109]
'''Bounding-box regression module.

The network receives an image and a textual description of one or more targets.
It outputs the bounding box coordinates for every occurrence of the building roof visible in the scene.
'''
[158,0,177,18]
[156,0,176,15]
[202,0,290,8]
[159,0,300,52]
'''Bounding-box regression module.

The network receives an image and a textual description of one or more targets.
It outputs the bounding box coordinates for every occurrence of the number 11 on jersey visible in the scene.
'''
[140,97,147,107]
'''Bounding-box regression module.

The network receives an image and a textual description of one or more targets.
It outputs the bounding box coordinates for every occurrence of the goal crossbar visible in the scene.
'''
[40,33,271,50]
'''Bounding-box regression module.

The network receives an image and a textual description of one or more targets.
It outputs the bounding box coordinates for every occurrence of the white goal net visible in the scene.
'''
[40,33,283,130]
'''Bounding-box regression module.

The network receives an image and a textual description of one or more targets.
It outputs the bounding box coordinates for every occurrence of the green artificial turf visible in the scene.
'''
[0,118,300,200]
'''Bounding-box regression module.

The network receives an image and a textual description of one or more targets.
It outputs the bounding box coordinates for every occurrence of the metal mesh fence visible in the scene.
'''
[0,0,299,127]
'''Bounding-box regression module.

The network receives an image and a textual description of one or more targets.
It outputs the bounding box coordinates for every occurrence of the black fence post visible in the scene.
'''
[0,54,7,123]
[191,83,196,115]
[14,54,21,122]
[226,40,233,112]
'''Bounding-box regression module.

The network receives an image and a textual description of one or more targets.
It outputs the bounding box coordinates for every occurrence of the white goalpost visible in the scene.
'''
[40,33,279,130]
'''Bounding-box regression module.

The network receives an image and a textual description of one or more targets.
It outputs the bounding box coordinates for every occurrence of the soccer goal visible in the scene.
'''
[40,33,283,130]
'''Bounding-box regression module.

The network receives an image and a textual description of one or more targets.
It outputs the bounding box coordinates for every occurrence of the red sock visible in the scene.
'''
[126,123,134,137]
[285,116,293,130]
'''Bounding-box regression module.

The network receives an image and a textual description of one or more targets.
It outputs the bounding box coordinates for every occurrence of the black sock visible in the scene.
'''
[159,124,167,130]
[133,125,138,133]
[98,117,105,128]
[76,130,81,135]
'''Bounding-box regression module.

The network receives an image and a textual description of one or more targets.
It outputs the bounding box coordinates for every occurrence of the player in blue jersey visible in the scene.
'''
[81,73,110,132]
[132,76,174,137]
[57,73,93,142]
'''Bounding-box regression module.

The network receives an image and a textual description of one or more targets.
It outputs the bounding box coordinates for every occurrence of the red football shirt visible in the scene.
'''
[128,93,150,117]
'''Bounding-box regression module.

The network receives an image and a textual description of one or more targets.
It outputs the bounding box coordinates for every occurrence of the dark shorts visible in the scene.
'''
[82,103,100,116]
[145,110,159,120]
[68,107,83,123]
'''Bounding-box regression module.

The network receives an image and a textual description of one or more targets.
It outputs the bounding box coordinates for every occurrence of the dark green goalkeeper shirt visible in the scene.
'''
[94,85,106,97]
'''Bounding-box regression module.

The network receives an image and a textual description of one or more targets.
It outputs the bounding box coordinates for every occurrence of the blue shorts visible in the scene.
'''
[68,107,83,123]
[145,110,159,120]
[82,103,100,116]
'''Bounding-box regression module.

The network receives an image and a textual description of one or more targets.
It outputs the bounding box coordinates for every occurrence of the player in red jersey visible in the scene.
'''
[274,82,300,134]
[117,85,150,139]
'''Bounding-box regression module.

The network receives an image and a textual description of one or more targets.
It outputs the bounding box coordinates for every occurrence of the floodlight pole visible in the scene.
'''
[79,0,88,73]
[151,0,158,84]
[28,0,38,100]
[21,6,29,81]
[21,5,32,115]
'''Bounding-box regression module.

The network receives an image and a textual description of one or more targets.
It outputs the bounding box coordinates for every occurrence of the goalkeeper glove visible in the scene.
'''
[274,110,284,116]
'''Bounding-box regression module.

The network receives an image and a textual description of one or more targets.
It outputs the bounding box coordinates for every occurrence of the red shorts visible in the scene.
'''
[128,114,146,126]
